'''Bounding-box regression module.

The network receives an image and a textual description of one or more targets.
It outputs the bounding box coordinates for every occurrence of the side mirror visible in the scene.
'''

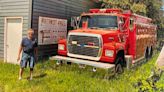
[119,21,124,31]
[119,21,123,24]
[130,18,134,31]
[71,16,81,29]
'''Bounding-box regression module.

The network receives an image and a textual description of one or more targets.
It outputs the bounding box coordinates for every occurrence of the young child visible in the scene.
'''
[17,29,38,80]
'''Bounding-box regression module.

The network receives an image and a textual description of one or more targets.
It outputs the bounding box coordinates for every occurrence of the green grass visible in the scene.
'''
[0,54,163,92]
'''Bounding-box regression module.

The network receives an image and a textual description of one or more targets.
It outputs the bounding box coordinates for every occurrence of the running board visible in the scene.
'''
[50,56,115,69]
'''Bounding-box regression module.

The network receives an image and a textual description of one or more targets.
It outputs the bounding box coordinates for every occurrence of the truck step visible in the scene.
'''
[50,56,115,69]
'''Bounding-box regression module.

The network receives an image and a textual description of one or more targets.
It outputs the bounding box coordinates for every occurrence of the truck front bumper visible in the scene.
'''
[50,55,115,69]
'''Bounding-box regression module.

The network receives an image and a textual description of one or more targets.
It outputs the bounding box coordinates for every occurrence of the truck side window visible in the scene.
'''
[130,18,134,31]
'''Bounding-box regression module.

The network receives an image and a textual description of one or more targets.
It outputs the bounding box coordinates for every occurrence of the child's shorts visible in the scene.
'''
[20,52,35,69]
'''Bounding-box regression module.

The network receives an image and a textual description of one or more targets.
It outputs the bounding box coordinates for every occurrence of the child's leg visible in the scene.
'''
[30,68,33,80]
[19,68,24,80]
[29,56,35,80]
[19,52,28,80]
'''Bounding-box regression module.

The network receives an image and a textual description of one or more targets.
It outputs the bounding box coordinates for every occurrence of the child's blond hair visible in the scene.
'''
[27,28,34,34]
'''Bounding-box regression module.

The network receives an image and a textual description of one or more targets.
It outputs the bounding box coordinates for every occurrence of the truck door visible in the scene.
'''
[118,17,128,54]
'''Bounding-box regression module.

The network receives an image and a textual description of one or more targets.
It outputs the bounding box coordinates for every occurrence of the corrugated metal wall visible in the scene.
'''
[0,0,32,58]
[32,0,99,58]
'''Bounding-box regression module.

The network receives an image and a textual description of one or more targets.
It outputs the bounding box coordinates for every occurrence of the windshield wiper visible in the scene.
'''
[89,27,117,30]
[89,27,101,29]
[105,27,118,29]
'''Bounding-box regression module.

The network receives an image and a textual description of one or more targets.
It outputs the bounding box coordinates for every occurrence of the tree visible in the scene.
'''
[100,0,147,15]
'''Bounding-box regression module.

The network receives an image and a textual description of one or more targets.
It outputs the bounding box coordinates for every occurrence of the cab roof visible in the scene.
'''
[81,8,127,18]
[81,13,126,18]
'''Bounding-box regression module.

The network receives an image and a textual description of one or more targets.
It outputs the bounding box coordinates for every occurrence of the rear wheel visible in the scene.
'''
[145,47,149,61]
[149,47,153,58]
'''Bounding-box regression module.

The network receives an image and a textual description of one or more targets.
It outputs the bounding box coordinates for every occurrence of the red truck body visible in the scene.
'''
[57,9,156,65]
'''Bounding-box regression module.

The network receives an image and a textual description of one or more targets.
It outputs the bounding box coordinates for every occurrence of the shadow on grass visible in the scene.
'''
[26,73,47,80]
[33,73,47,79]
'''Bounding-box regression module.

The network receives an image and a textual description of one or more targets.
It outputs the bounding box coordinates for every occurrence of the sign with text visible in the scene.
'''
[38,16,67,45]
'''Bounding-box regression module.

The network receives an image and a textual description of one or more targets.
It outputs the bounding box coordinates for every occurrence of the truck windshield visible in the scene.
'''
[79,15,118,29]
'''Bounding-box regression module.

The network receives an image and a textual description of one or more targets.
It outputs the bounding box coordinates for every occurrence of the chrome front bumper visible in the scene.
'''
[50,55,115,69]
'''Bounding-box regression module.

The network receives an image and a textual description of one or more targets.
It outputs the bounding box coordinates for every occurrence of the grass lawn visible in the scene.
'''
[0,54,163,92]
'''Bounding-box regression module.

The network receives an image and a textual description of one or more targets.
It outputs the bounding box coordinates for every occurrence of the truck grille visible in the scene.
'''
[68,35,101,57]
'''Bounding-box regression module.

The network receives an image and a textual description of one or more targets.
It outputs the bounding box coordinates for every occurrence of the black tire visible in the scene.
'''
[145,47,149,61]
[67,62,72,65]
[149,47,153,58]
[115,57,124,74]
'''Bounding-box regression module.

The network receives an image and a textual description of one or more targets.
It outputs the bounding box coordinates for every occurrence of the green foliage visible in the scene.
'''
[131,3,146,14]
[0,54,163,92]
[101,0,148,15]
[133,69,164,92]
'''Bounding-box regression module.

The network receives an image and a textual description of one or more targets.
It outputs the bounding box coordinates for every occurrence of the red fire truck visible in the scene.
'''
[51,9,157,73]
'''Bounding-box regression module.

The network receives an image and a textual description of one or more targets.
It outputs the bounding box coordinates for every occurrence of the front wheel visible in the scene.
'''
[115,57,124,74]
[115,63,123,74]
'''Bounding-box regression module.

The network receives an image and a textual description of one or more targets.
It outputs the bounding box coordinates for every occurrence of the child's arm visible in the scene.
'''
[17,46,23,62]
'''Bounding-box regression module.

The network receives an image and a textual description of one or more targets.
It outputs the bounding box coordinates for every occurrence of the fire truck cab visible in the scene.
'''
[52,9,157,73]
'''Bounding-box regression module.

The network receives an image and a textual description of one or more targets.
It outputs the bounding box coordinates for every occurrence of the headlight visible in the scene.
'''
[105,50,114,57]
[58,44,64,50]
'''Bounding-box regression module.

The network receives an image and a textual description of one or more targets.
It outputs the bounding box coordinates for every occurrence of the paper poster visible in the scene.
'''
[38,16,67,45]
